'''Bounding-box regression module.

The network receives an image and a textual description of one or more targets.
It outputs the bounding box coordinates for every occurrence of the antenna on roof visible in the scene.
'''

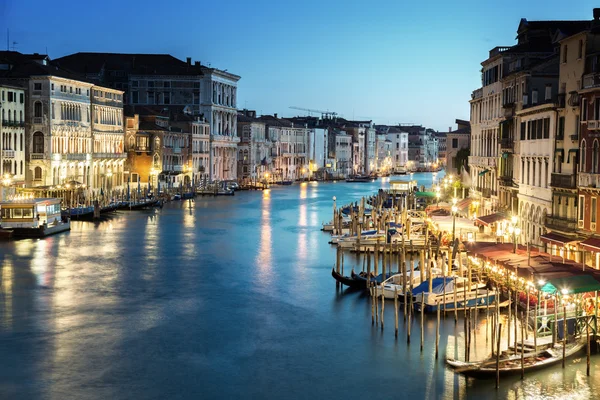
[11,41,17,51]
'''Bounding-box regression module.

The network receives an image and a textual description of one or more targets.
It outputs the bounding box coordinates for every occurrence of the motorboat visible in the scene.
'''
[413,276,497,313]
[375,268,443,300]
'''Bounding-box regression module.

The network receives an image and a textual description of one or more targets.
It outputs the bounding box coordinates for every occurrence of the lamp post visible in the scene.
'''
[451,197,458,244]
[507,215,521,253]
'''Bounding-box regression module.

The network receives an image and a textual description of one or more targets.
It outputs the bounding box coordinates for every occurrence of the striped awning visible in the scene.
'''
[540,232,580,247]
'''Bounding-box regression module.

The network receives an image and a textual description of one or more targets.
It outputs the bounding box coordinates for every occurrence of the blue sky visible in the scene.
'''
[0,0,597,131]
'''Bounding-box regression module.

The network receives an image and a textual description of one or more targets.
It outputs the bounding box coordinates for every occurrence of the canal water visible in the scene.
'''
[0,172,598,399]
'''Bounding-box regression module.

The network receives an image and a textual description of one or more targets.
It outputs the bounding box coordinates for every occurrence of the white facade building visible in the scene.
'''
[0,84,26,183]
[201,69,241,181]
[387,129,408,171]
[308,127,327,175]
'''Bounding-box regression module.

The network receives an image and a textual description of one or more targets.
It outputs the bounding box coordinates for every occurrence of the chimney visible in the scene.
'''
[186,57,191,65]
[449,127,452,132]
[195,61,200,66]
[594,8,600,20]
[274,113,278,119]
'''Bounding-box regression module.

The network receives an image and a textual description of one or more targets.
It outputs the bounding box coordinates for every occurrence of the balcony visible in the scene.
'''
[556,93,566,109]
[1,120,25,128]
[63,153,87,161]
[33,117,43,124]
[2,150,15,158]
[583,72,600,89]
[550,173,576,189]
[499,175,513,187]
[135,145,149,152]
[93,152,127,159]
[579,172,600,188]
[545,215,577,232]
[172,165,184,172]
[500,137,513,151]
[588,120,600,131]
[570,134,579,141]
[468,156,496,167]
[30,153,44,160]
[567,91,580,107]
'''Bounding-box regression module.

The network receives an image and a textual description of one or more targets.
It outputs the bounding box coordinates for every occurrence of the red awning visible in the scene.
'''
[475,212,507,227]
[580,237,600,252]
[456,198,472,211]
[540,232,580,247]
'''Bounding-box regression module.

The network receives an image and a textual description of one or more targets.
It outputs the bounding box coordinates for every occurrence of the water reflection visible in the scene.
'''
[257,189,272,279]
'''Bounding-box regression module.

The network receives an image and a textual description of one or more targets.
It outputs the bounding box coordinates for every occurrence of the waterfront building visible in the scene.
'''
[576,26,600,243]
[55,52,240,181]
[0,83,26,184]
[386,127,408,172]
[445,119,470,177]
[437,132,447,168]
[469,49,502,216]
[375,132,392,173]
[237,110,269,182]
[327,129,352,177]
[0,51,126,189]
[125,113,192,190]
[544,30,590,248]
[90,86,126,191]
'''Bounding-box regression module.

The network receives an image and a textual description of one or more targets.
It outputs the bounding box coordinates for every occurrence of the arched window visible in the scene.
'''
[33,131,44,154]
[34,166,42,180]
[20,133,23,151]
[34,101,43,118]
[20,160,23,175]
[581,139,587,172]
[153,153,160,168]
[128,136,135,149]
[154,137,160,150]
[593,140,599,174]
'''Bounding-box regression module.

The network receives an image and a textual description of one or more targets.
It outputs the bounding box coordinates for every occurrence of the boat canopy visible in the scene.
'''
[411,277,455,295]
[539,275,600,295]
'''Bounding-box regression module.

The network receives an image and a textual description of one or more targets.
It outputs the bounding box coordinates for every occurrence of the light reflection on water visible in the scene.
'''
[0,173,599,399]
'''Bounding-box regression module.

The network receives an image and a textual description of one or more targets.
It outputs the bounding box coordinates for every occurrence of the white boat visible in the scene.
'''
[375,268,443,299]
[0,198,70,238]
[413,276,497,313]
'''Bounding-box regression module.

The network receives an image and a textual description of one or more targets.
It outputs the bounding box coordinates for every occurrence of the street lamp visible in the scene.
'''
[507,215,521,253]
[451,197,458,244]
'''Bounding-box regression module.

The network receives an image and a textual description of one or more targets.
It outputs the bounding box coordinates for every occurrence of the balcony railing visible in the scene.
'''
[579,172,600,188]
[567,91,580,107]
[33,117,43,124]
[588,120,600,131]
[583,72,600,89]
[545,215,577,232]
[500,137,513,150]
[2,150,15,158]
[550,173,576,189]
[1,120,25,128]
[499,175,513,186]
[63,153,87,161]
[30,153,44,160]
[93,152,127,159]
[135,146,149,152]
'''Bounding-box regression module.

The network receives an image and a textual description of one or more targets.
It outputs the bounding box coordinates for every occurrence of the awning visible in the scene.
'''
[475,212,507,226]
[415,191,436,198]
[456,197,472,211]
[539,275,600,295]
[540,232,580,247]
[580,237,600,252]
[568,149,579,163]
[478,169,490,176]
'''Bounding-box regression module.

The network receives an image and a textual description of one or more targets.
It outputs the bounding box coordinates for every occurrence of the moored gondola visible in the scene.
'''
[331,268,366,290]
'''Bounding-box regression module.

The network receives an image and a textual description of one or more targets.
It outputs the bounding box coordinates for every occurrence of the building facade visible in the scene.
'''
[445,119,471,176]
[0,84,26,183]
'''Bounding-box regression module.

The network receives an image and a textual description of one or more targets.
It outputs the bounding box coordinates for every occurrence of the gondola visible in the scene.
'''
[331,268,366,290]
[351,270,394,286]
[446,341,585,378]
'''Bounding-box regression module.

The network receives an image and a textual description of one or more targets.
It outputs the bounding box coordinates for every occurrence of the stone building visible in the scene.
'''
[0,83,26,184]
[445,119,470,176]
[55,52,241,181]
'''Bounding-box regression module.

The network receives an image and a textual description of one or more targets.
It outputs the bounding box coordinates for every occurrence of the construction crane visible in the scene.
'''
[289,106,338,119]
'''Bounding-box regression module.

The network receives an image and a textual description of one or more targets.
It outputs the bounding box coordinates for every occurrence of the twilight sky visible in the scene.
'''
[0,0,597,131]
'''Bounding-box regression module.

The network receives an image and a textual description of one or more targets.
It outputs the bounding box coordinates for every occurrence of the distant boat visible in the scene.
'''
[345,175,373,183]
